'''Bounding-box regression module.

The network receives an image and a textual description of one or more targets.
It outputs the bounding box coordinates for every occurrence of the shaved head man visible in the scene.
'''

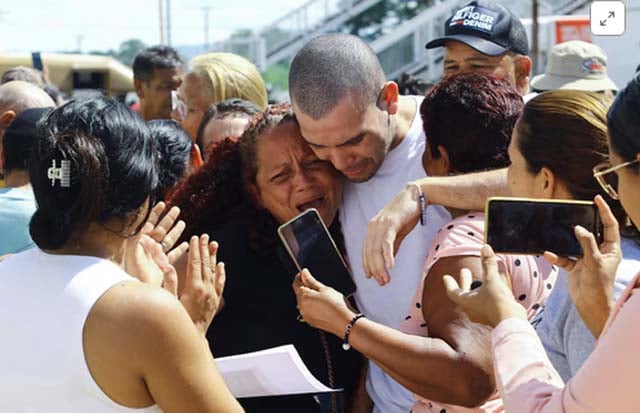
[290,33,451,412]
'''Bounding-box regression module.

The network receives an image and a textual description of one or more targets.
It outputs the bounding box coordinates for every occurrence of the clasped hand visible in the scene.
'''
[293,269,355,337]
[126,202,226,336]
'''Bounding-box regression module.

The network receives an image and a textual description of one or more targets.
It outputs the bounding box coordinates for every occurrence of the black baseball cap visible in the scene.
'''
[3,108,50,170]
[426,1,529,56]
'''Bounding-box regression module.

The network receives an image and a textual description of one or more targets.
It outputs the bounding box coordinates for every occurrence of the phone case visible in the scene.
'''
[277,208,355,296]
[484,197,601,256]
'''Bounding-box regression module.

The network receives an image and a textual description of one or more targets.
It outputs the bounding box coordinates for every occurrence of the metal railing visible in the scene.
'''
[213,0,385,70]
[370,0,591,82]
[213,0,592,79]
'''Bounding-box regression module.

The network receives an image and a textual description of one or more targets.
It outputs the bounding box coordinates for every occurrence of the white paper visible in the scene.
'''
[216,344,337,398]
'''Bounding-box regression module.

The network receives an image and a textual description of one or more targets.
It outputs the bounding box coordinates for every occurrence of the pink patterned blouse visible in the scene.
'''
[401,213,557,413]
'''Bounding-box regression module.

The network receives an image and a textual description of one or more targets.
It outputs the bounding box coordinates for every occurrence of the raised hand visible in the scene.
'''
[544,195,621,338]
[362,183,422,286]
[443,245,527,328]
[129,234,178,287]
[141,201,189,264]
[175,235,226,336]
[125,202,188,284]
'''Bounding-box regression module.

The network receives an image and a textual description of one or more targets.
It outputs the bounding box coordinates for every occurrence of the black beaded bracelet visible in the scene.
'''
[342,313,365,350]
[410,183,427,226]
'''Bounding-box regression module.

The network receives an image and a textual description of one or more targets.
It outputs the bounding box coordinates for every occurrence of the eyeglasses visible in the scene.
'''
[593,159,639,200]
[171,90,187,121]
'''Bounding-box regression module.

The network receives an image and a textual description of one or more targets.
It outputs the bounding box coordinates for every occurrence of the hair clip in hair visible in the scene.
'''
[47,160,71,187]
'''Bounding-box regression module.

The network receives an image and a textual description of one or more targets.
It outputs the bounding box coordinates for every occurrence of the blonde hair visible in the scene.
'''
[189,53,268,110]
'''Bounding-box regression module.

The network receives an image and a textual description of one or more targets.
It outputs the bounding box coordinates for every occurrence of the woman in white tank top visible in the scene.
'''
[0,97,243,413]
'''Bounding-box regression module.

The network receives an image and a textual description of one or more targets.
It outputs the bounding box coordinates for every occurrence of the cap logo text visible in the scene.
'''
[449,5,498,34]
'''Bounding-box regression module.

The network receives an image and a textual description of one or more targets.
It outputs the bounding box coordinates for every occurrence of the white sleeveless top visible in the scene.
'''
[0,248,162,412]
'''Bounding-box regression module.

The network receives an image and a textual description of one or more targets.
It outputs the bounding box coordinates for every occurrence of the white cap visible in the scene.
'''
[530,40,617,92]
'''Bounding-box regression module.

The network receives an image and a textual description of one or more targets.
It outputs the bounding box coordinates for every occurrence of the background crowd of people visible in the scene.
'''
[0,1,639,412]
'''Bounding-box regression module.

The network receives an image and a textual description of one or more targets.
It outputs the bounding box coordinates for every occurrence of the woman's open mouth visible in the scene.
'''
[296,195,326,213]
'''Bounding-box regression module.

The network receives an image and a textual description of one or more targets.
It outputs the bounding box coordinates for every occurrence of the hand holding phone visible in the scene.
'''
[278,209,356,297]
[543,195,621,337]
[485,197,602,257]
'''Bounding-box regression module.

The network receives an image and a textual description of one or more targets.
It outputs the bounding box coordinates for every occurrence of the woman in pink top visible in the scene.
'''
[444,73,640,412]
[293,73,554,412]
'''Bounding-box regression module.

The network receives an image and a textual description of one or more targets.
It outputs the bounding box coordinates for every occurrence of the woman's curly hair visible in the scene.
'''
[167,103,296,250]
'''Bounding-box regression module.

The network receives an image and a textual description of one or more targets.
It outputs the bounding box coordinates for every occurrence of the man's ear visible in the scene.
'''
[378,81,399,115]
[0,110,16,131]
[134,79,145,99]
[514,55,532,95]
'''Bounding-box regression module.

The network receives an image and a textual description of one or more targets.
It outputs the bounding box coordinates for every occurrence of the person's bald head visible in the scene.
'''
[0,81,54,113]
[0,81,55,138]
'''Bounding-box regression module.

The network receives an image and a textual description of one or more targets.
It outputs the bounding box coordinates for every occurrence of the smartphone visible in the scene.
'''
[485,197,602,257]
[31,52,43,71]
[278,209,356,297]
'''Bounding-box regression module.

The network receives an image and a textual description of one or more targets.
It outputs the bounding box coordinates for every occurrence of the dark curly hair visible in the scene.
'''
[168,103,342,253]
[148,119,192,201]
[421,72,523,173]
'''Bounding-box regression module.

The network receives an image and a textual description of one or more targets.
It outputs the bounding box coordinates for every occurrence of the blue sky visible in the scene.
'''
[0,0,308,53]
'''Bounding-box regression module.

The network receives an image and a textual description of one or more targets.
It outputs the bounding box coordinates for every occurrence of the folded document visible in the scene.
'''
[216,344,338,398]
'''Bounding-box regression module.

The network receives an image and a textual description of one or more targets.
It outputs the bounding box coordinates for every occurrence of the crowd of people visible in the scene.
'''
[0,1,639,412]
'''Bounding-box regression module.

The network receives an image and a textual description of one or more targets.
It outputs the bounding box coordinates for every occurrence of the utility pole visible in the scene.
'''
[159,0,166,45]
[203,6,211,52]
[166,0,172,46]
[532,0,539,75]
[76,34,84,53]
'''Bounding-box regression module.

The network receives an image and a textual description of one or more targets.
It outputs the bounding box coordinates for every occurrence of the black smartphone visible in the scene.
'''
[278,209,357,297]
[485,197,602,257]
[31,52,43,71]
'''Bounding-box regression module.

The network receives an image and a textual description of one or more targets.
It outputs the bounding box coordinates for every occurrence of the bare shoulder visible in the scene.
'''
[86,280,194,346]
[82,280,200,407]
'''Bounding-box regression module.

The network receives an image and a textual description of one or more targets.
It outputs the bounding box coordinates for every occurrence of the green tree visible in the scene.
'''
[342,0,436,41]
[262,59,290,93]
[116,39,148,65]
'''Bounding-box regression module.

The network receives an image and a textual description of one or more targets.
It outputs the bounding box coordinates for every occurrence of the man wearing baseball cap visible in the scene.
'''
[426,1,532,95]
[530,40,618,97]
[0,107,51,255]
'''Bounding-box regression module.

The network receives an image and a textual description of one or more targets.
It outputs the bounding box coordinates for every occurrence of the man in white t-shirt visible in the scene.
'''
[289,33,451,413]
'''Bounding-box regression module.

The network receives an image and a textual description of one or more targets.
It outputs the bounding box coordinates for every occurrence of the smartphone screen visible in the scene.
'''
[278,209,356,297]
[31,52,43,71]
[485,198,601,257]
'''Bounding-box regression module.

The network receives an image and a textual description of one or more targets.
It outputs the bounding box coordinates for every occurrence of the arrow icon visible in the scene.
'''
[590,1,625,36]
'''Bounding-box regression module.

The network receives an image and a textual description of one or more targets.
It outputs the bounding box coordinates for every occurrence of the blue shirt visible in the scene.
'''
[0,187,36,255]
[532,236,640,381]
